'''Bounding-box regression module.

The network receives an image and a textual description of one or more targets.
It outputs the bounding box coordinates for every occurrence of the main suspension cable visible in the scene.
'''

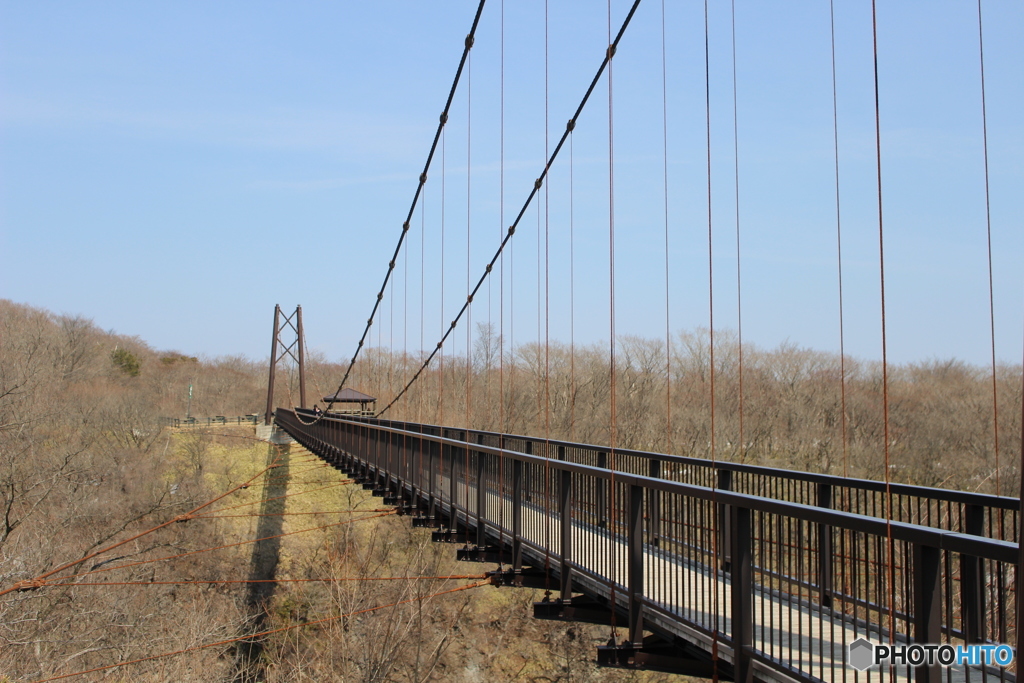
[377,0,645,417]
[329,0,487,407]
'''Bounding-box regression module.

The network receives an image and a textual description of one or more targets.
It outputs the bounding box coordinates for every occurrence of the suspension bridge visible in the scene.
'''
[6,0,1020,680]
[261,1,1023,682]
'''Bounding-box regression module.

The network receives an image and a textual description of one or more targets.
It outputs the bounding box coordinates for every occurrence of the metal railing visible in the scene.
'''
[277,408,1019,683]
[352,416,1018,543]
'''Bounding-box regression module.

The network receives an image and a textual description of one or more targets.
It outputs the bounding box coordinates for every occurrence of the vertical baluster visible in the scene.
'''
[476,433,486,548]
[560,460,572,603]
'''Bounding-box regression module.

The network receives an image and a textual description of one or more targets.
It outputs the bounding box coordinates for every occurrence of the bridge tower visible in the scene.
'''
[264,304,306,425]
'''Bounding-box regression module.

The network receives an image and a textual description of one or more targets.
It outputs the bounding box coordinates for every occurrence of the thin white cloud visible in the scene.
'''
[1,93,431,160]
[250,173,412,191]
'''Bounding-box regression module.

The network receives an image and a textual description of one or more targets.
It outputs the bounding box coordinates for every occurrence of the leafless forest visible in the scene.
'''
[340,321,1022,496]
[1,298,1021,680]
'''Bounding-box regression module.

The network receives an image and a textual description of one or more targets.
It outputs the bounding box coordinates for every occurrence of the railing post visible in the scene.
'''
[512,458,523,571]
[913,543,941,683]
[414,430,424,510]
[442,438,454,528]
[386,426,394,490]
[648,459,661,547]
[428,439,439,521]
[360,423,368,471]
[403,428,411,490]
[524,441,534,503]
[373,426,380,482]
[558,446,572,601]
[961,504,985,644]
[597,452,608,528]
[380,425,388,489]
[718,469,733,570]
[476,434,486,547]
[628,484,644,645]
[561,464,577,602]
[817,482,834,608]
[730,505,753,683]
[447,432,460,531]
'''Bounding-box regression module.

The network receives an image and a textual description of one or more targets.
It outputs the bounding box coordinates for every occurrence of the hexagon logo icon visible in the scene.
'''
[848,638,875,671]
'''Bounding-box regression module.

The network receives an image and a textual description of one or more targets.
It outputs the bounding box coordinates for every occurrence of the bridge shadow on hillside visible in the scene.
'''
[232,442,290,683]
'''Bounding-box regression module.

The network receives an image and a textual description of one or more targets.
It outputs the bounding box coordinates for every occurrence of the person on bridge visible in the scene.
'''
[313,404,322,416]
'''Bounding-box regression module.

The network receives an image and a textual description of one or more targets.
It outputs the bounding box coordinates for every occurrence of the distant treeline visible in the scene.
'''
[331,323,1023,497]
[2,298,1021,679]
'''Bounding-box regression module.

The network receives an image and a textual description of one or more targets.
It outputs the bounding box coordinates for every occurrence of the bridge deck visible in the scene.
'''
[442,473,945,683]
[278,410,1017,683]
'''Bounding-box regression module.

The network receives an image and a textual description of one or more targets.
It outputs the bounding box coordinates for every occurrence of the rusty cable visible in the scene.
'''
[661,0,671,455]
[50,511,399,584]
[198,481,354,516]
[543,0,552,595]
[31,574,489,590]
[498,0,506,569]
[465,44,473,541]
[704,0,721,677]
[30,579,490,682]
[606,0,619,642]
[0,450,288,598]
[869,0,898,665]
[192,508,393,520]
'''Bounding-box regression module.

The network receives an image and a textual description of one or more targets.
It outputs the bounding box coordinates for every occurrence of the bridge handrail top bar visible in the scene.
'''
[298,410,1018,510]
[283,410,1018,563]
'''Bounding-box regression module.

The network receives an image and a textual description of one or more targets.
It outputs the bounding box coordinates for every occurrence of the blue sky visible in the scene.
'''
[2,1,1022,368]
